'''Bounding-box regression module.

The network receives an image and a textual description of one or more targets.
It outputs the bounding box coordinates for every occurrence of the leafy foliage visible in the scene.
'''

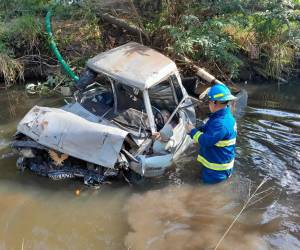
[139,0,300,80]
[163,15,242,78]
[0,0,50,20]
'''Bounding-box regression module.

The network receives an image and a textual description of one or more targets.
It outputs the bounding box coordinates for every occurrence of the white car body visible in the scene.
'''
[13,42,196,183]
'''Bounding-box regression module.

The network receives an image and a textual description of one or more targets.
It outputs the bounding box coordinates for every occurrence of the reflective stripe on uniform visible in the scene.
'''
[215,138,236,147]
[192,131,203,144]
[213,93,225,99]
[197,155,234,171]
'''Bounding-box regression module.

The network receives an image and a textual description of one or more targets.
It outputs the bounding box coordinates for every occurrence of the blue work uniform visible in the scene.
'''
[190,106,237,184]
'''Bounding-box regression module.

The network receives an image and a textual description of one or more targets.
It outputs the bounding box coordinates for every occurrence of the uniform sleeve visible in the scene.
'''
[198,121,227,147]
[190,128,203,144]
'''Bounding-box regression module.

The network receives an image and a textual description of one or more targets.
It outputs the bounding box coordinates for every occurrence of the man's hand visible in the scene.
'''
[152,132,161,140]
[186,123,194,133]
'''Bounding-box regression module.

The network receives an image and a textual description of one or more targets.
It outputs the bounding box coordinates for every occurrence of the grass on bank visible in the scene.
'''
[0,0,102,87]
[1,15,44,52]
[0,14,43,87]
[0,53,23,87]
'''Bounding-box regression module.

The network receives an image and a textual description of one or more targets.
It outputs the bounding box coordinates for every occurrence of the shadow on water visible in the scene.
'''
[0,84,299,249]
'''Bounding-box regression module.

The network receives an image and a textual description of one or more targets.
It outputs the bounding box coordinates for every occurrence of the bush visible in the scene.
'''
[141,0,300,81]
[2,15,44,52]
[0,0,49,20]
[163,15,243,79]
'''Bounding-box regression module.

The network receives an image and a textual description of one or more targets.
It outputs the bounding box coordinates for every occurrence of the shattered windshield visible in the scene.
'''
[148,76,183,113]
[113,83,150,132]
[80,78,115,117]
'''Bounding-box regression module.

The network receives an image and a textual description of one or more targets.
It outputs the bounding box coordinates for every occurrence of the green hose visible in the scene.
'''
[45,10,79,82]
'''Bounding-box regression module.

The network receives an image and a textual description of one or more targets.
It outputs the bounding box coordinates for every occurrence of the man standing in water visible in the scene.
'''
[187,84,237,184]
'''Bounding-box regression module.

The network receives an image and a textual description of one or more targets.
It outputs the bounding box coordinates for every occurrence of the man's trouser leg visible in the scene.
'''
[199,165,233,184]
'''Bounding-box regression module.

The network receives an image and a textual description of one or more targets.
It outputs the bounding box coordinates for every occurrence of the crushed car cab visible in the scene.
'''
[12,42,196,185]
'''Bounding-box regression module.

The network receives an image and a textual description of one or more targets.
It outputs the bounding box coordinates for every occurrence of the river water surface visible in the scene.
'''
[0,84,299,250]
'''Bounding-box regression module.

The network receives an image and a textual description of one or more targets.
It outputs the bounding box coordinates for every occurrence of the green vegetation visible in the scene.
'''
[0,0,47,87]
[162,15,243,79]
[0,0,299,87]
[0,0,100,88]
[134,0,300,81]
[1,15,44,52]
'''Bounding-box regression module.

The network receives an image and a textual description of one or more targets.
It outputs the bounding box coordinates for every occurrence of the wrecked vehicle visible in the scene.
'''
[12,42,198,185]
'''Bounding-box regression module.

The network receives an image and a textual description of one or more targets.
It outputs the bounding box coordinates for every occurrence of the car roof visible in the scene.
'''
[86,42,178,90]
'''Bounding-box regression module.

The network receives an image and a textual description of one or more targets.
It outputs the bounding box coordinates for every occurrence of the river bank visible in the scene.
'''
[1,1,300,88]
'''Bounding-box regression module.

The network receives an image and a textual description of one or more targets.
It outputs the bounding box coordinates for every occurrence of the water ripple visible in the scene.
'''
[239,107,300,193]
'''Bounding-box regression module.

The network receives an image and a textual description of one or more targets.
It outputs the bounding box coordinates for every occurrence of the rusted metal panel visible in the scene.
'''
[17,106,128,168]
[87,42,177,90]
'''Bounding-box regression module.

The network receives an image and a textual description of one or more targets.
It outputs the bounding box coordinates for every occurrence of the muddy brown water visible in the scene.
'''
[0,84,299,250]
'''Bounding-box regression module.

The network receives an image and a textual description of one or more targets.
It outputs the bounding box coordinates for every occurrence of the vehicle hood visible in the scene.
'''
[17,106,128,168]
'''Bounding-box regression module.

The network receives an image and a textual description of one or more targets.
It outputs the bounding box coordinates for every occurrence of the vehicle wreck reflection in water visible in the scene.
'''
[0,83,299,249]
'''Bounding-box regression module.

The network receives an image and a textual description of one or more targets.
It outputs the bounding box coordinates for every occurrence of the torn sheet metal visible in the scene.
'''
[17,106,128,168]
